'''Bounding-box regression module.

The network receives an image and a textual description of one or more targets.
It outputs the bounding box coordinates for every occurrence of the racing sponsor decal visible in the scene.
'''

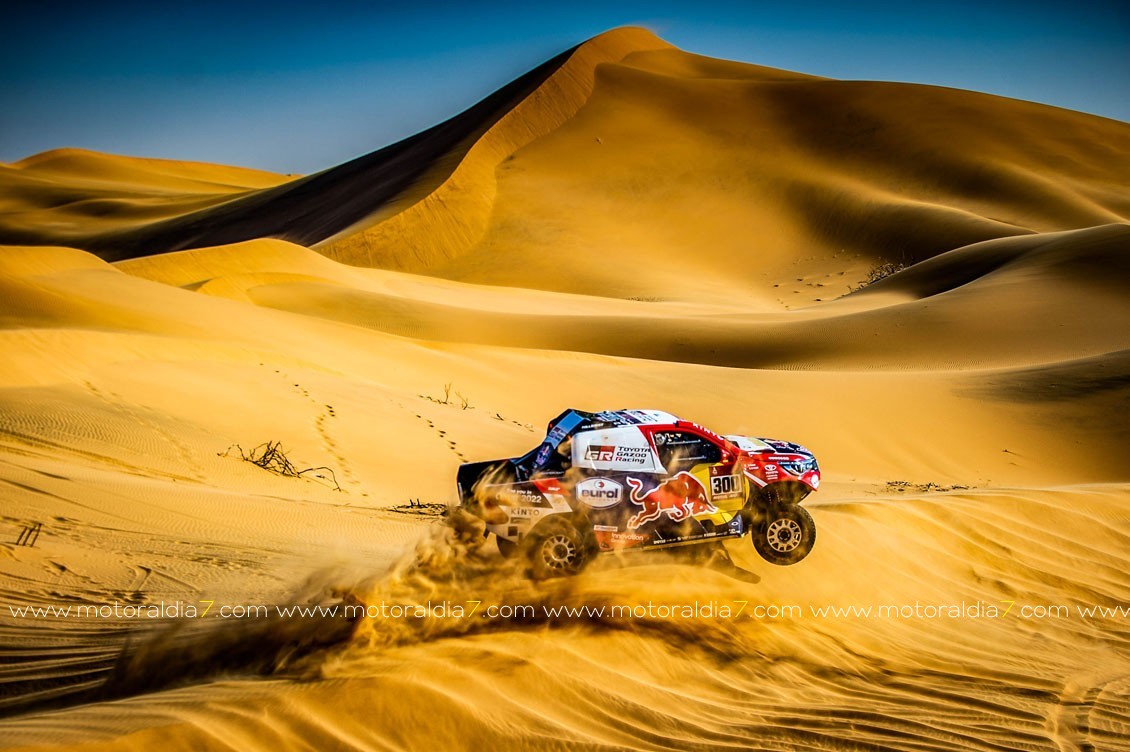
[708,466,743,500]
[573,427,665,472]
[576,478,623,508]
[531,478,565,494]
[506,507,544,518]
[584,445,615,462]
[530,480,572,511]
[593,528,650,551]
[612,446,652,464]
[626,472,717,529]
[584,445,652,465]
[741,466,768,488]
[493,485,551,507]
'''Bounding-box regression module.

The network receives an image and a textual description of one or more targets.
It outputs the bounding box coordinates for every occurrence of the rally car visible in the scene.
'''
[456,409,819,577]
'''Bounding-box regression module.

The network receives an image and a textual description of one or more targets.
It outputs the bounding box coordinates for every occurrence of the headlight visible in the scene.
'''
[780,458,818,475]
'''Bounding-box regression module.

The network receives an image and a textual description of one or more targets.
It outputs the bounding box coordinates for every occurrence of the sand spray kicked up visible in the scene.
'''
[98,513,770,699]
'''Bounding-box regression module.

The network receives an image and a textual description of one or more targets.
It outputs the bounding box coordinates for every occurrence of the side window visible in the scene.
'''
[653,432,721,472]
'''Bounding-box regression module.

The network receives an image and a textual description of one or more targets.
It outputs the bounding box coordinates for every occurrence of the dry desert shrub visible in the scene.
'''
[857,260,905,289]
[220,441,341,491]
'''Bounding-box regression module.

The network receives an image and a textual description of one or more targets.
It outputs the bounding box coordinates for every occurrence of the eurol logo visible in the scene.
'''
[576,478,623,508]
[584,445,615,462]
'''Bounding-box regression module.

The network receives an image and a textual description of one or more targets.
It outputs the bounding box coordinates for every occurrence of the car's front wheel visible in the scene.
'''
[752,505,815,565]
[526,518,592,578]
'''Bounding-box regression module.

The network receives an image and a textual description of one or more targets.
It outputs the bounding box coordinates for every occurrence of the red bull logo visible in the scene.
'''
[626,472,716,529]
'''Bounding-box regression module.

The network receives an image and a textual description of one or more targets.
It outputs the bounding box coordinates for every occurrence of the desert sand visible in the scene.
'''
[1,26,1129,751]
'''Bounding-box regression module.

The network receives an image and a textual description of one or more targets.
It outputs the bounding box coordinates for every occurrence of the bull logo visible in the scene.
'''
[626,472,716,529]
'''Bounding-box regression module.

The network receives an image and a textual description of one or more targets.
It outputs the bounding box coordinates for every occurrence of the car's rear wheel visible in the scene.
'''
[526,518,592,578]
[496,535,519,559]
[752,505,815,565]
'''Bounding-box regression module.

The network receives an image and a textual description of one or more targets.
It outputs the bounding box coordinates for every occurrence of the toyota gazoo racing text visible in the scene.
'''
[456,409,820,577]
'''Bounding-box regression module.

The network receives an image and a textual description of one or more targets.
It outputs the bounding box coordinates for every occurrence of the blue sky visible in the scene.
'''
[2,0,1126,174]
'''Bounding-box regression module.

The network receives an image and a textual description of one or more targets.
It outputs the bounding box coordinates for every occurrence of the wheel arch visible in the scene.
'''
[747,480,812,513]
[526,510,593,542]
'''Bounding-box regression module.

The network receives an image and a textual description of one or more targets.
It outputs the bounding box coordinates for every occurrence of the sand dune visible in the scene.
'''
[192,225,1130,372]
[2,25,1129,752]
[0,149,290,248]
[0,30,636,260]
[3,27,1127,292]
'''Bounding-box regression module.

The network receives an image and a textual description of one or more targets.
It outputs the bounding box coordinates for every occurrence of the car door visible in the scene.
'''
[649,430,743,540]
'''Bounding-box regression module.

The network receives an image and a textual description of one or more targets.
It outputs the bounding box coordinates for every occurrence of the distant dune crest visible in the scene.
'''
[0,26,1126,300]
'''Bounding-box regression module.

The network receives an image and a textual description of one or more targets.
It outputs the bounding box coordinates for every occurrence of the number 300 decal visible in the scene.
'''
[710,474,743,499]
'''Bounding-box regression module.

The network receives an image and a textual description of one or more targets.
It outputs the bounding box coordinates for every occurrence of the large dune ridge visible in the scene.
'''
[0,149,291,244]
[1,26,1129,752]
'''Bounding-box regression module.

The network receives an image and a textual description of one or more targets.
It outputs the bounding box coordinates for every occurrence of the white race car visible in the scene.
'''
[457,409,819,577]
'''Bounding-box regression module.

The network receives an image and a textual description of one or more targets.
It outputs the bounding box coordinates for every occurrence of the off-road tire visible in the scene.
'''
[526,518,593,578]
[752,504,816,565]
